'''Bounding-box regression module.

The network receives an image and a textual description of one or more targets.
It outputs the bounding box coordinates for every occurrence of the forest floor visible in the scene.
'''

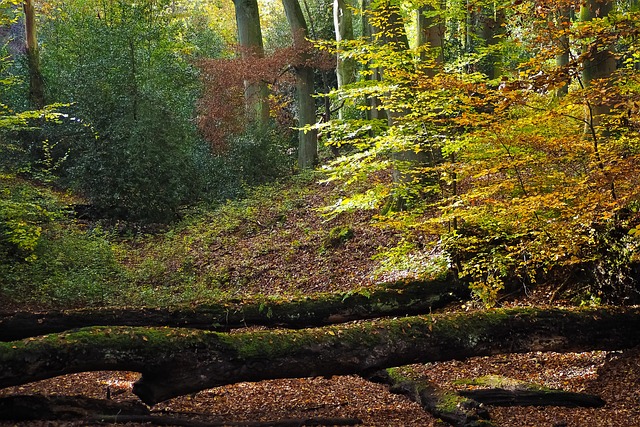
[2,173,640,426]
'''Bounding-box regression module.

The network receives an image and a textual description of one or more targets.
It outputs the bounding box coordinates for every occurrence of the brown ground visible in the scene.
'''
[2,176,640,426]
[2,346,640,426]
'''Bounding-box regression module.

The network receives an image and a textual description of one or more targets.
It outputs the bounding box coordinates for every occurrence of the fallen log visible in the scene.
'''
[0,395,149,420]
[0,277,465,341]
[1,307,639,406]
[458,388,605,408]
[455,375,605,408]
[0,395,361,426]
[368,369,492,427]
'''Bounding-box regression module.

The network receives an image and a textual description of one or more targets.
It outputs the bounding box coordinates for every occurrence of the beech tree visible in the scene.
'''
[333,0,356,114]
[23,0,44,109]
[316,1,640,305]
[233,0,270,127]
[282,0,318,168]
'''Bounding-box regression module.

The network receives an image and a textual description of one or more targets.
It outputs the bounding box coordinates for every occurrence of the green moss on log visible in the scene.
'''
[2,307,640,405]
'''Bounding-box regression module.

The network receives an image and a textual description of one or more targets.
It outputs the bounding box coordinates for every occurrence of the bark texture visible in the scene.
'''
[0,278,465,341]
[233,0,270,126]
[2,307,640,406]
[24,0,45,109]
[282,0,318,169]
[459,388,605,408]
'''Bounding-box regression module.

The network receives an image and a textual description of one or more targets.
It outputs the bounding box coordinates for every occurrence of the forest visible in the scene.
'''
[0,0,640,425]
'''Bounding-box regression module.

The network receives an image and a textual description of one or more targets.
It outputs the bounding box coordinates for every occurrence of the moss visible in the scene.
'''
[322,225,354,249]
[434,390,467,413]
[429,309,514,348]
[455,375,553,392]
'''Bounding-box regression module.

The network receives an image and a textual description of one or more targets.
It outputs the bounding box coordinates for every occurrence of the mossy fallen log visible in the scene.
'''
[0,396,361,426]
[458,388,605,408]
[0,395,149,420]
[0,278,466,341]
[1,307,639,406]
[368,369,492,427]
[455,375,605,407]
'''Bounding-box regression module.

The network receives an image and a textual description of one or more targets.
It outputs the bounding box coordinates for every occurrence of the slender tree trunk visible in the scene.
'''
[416,1,445,73]
[334,0,356,96]
[555,7,571,97]
[282,0,318,169]
[233,0,270,127]
[361,0,383,121]
[373,1,421,198]
[479,5,505,80]
[23,0,44,109]
[580,0,616,85]
[580,0,616,119]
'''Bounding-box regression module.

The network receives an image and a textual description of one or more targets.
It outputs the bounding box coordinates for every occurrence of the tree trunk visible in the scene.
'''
[459,388,605,408]
[233,0,270,127]
[282,0,318,169]
[0,278,467,341]
[416,2,444,72]
[23,0,45,109]
[334,0,356,119]
[479,5,505,80]
[580,0,617,122]
[2,307,640,406]
[555,7,571,97]
[580,0,616,86]
[360,0,383,121]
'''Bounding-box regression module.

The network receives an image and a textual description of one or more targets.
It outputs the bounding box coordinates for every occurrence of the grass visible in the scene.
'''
[1,170,417,310]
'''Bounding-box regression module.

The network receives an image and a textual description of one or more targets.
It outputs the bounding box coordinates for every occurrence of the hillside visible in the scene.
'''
[2,173,640,426]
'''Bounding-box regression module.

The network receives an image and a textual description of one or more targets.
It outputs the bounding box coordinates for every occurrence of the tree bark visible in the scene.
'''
[580,0,617,87]
[479,6,505,80]
[579,0,617,125]
[416,2,444,72]
[24,0,45,109]
[0,278,466,341]
[2,307,640,406]
[459,388,605,408]
[555,7,571,97]
[334,0,356,120]
[233,0,270,127]
[282,0,318,169]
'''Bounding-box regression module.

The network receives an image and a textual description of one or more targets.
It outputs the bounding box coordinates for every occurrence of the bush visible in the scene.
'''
[0,228,128,308]
[198,125,295,202]
[0,177,62,261]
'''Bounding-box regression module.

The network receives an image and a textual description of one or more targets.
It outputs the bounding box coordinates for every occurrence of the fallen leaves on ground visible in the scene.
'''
[2,347,640,426]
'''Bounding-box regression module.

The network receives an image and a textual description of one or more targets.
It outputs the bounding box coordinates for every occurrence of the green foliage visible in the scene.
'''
[2,229,128,307]
[38,0,225,222]
[0,177,128,308]
[322,224,354,249]
[197,125,295,202]
[0,177,61,261]
[318,4,640,305]
[373,236,449,281]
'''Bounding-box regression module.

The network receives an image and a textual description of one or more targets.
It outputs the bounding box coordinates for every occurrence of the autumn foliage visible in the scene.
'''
[196,43,333,152]
[320,2,640,305]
